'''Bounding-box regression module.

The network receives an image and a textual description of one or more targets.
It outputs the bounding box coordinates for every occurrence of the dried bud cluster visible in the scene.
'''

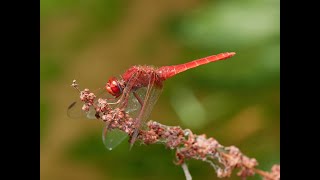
[71,81,280,180]
[79,89,96,111]
[263,165,280,180]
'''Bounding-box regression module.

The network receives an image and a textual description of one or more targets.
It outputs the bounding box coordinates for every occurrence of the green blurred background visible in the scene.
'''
[40,0,279,179]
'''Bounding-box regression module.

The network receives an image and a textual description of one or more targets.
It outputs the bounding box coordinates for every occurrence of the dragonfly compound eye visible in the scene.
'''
[106,77,122,97]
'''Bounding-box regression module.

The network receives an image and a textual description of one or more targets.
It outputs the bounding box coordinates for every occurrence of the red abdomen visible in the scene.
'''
[157,52,235,80]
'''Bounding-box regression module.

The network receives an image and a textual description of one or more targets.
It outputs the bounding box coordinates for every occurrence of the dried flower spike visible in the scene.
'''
[68,81,279,180]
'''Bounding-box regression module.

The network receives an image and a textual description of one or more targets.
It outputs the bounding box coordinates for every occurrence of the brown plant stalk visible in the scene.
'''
[70,80,280,180]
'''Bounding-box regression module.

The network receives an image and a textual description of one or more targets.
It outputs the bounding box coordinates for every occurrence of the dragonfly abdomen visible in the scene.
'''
[157,52,236,80]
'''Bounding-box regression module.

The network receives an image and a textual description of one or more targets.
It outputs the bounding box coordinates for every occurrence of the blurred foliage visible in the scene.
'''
[41,0,279,179]
[41,0,128,54]
[40,55,63,82]
[40,98,49,142]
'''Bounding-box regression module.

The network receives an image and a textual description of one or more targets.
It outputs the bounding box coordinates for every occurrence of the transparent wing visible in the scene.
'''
[102,71,142,150]
[102,124,128,150]
[129,72,163,148]
[116,71,141,110]
[124,91,140,114]
[67,100,87,119]
[67,100,97,119]
[101,71,163,150]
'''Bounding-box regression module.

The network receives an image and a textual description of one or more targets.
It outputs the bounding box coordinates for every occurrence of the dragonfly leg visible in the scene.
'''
[133,91,144,107]
[106,97,117,101]
[119,93,130,109]
[107,97,122,105]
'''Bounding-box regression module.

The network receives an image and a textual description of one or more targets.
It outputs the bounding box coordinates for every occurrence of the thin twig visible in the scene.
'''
[181,163,192,180]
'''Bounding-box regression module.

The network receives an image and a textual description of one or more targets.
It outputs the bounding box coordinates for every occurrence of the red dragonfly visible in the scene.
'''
[68,52,236,149]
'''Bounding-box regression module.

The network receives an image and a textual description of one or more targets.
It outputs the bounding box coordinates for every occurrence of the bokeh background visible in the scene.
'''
[40,0,279,179]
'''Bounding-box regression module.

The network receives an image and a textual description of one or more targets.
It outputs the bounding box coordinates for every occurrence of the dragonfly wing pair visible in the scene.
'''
[104,70,163,149]
[128,71,163,149]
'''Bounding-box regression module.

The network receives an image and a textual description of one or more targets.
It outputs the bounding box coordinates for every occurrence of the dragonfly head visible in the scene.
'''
[106,77,122,97]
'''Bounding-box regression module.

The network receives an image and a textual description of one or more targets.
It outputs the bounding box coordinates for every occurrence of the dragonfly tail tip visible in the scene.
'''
[229,52,236,56]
